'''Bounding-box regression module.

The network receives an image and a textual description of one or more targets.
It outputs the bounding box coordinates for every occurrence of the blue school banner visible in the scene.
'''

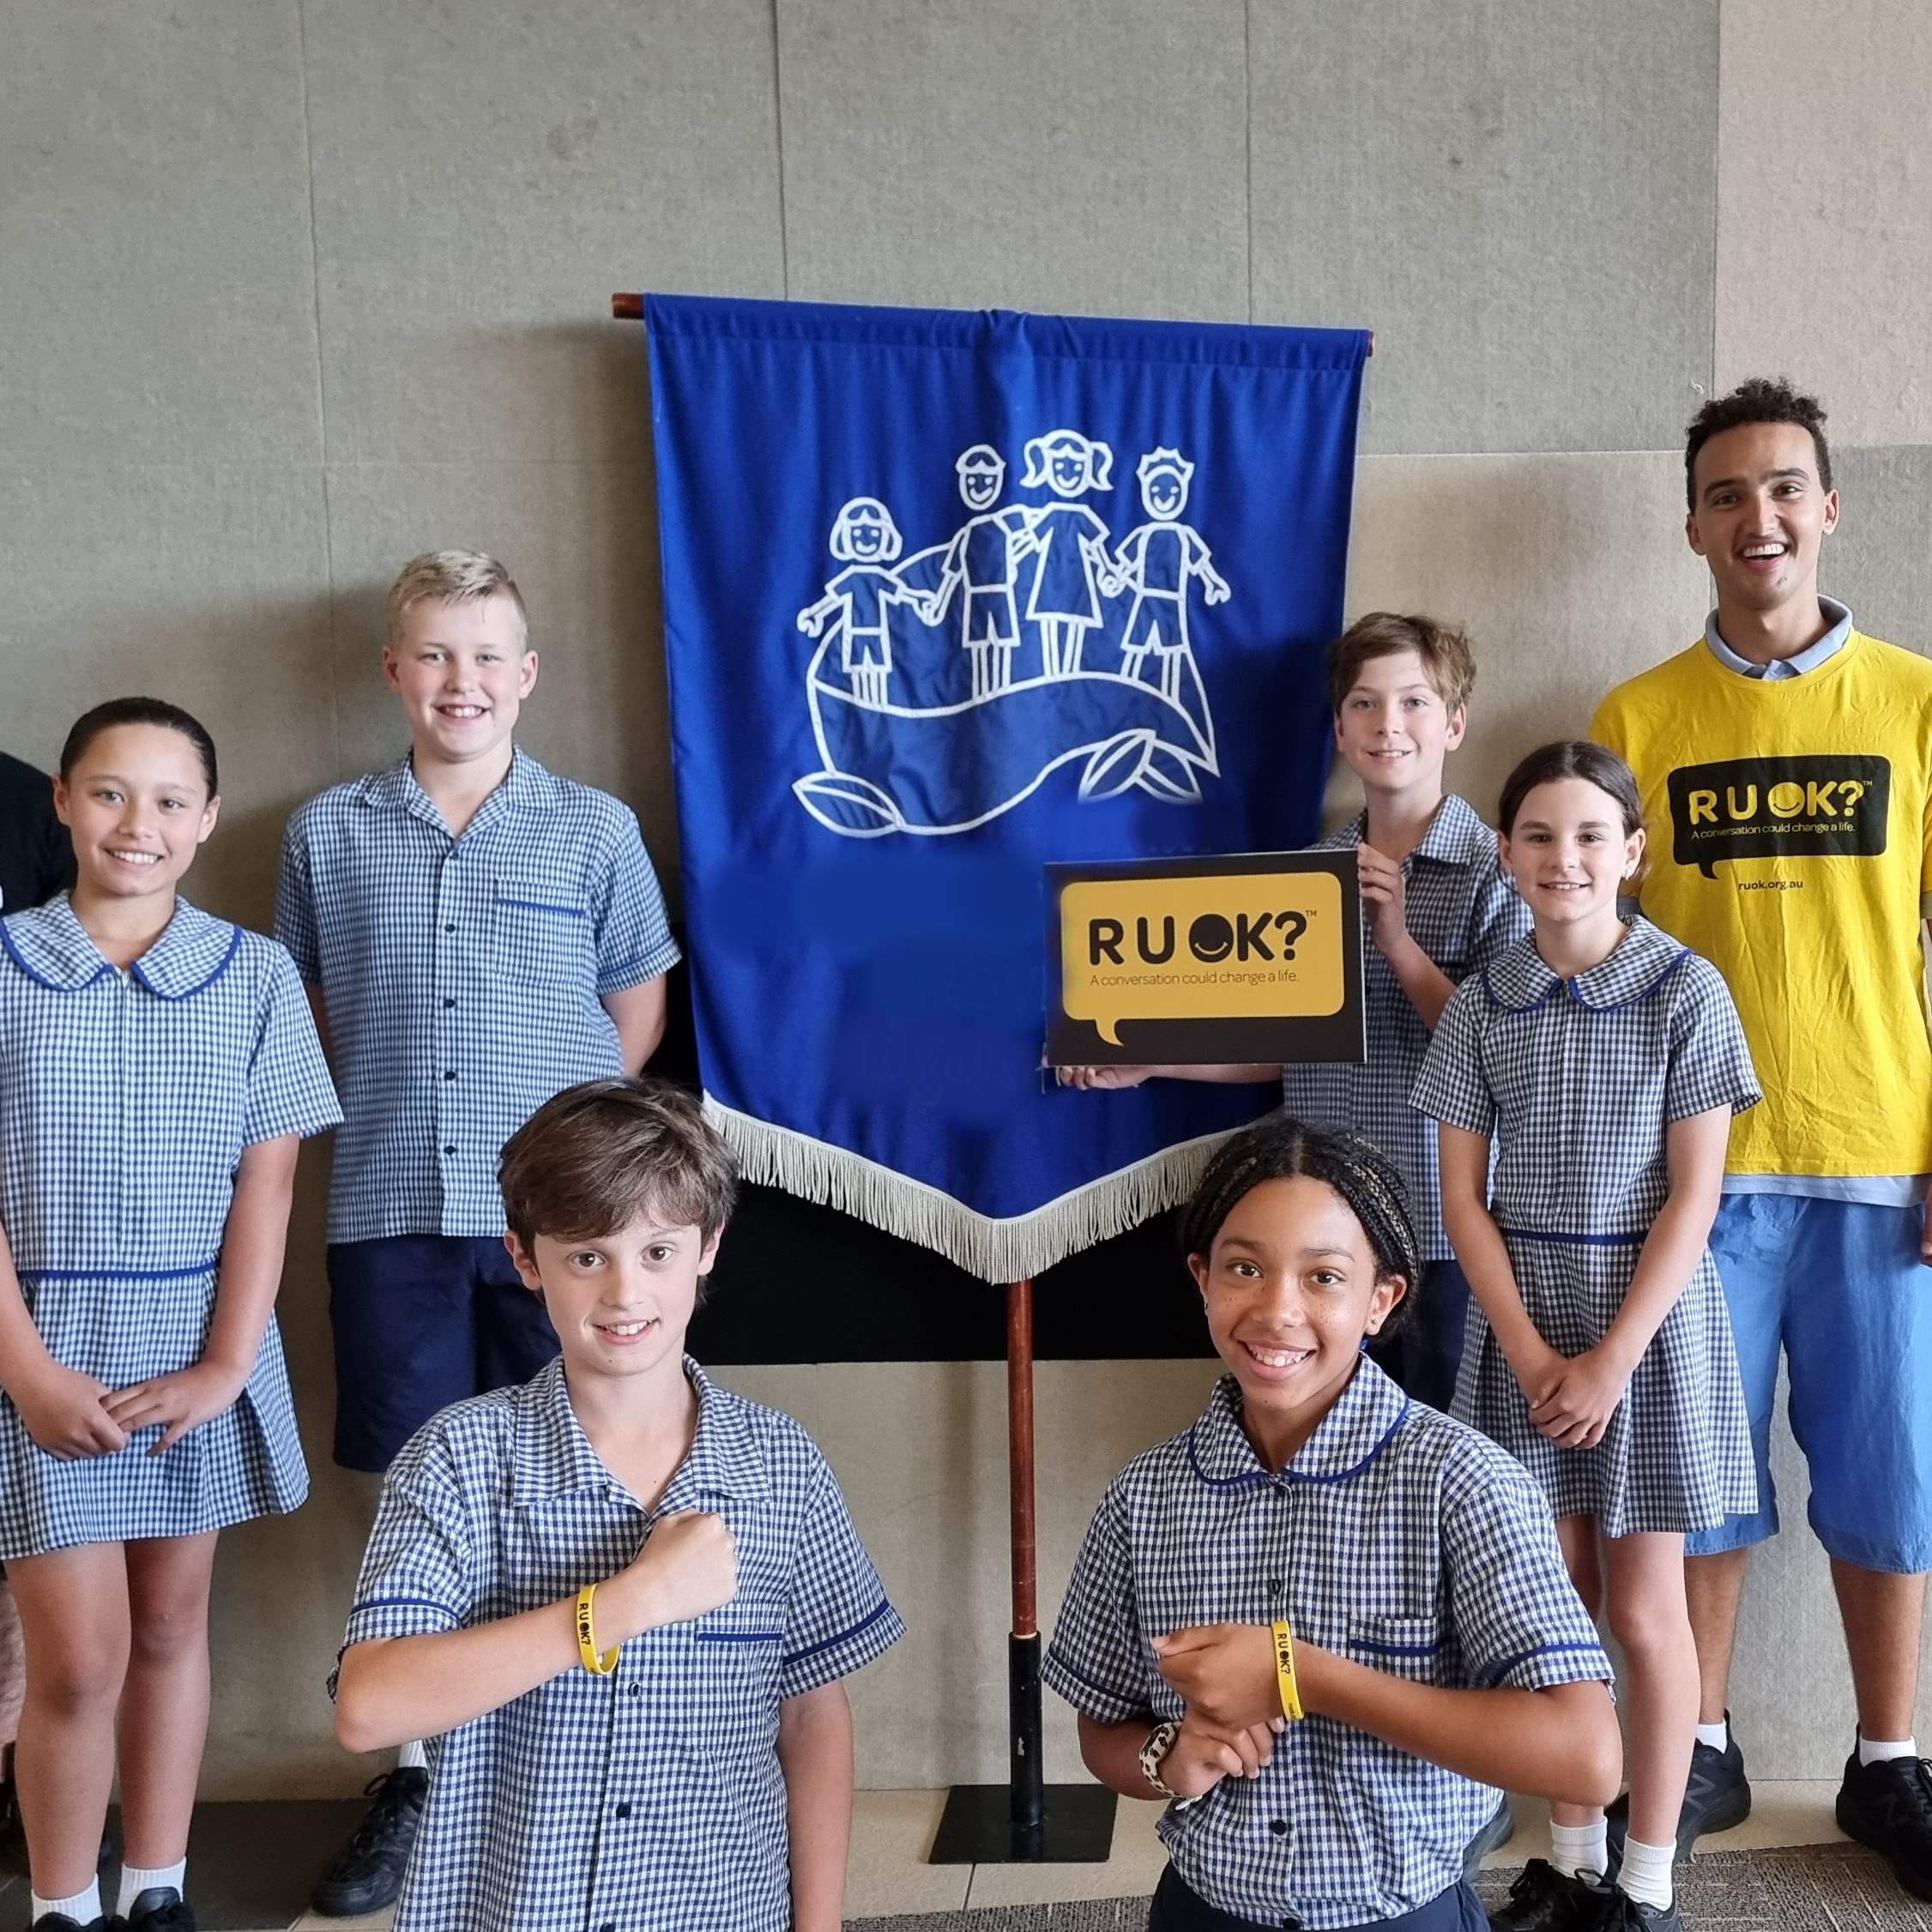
[647,295,1367,1281]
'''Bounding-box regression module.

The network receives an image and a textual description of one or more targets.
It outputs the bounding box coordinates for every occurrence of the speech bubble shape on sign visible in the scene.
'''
[1060,870,1344,1045]
[1665,754,1889,879]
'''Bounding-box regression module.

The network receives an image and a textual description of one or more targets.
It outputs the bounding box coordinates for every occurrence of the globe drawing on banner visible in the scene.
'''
[793,429,1229,838]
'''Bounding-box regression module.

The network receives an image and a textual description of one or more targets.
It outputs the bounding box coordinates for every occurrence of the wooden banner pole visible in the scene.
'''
[611,292,1374,353]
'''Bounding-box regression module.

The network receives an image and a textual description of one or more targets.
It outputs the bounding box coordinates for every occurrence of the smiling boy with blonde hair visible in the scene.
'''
[276,550,682,1915]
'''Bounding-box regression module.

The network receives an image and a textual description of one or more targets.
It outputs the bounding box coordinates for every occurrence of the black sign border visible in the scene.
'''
[1044,849,1366,1067]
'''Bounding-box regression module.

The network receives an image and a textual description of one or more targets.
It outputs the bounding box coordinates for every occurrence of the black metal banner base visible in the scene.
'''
[927,1781,1120,1864]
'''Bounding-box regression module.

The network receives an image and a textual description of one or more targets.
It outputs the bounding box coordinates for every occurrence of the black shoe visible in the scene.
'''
[1464,1794,1517,1878]
[1606,1719,1752,1864]
[1486,1857,1606,1930]
[309,1766,428,1916]
[1596,1893,1680,1930]
[125,1888,194,1931]
[1836,1748,1932,1899]
[30,1918,125,1931]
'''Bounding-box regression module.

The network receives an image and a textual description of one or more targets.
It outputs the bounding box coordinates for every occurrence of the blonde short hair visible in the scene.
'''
[385,550,529,646]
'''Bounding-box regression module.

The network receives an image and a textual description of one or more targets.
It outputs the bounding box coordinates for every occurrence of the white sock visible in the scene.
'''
[1617,1834,1675,1911]
[1549,1818,1608,1881]
[31,1879,101,1925]
[397,1738,428,1771]
[1860,1733,1918,1766]
[117,1857,187,1916]
[1695,1718,1729,1753]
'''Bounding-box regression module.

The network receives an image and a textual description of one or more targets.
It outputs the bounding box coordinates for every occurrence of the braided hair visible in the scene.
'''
[1179,1114,1425,1335]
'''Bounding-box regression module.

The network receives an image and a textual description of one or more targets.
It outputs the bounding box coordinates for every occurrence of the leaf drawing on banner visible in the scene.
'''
[792,772,907,837]
[1135,741,1203,802]
[1078,730,1156,802]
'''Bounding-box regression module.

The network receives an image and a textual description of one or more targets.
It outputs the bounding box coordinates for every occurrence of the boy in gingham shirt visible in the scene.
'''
[331,1078,903,1932]
[275,550,680,1913]
[1061,613,1528,1411]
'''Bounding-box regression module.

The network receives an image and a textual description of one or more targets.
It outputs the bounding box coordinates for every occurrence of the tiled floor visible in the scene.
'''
[0,1782,1850,1929]
[849,1780,1852,1917]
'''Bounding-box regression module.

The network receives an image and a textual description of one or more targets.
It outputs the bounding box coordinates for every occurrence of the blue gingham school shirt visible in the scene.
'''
[1044,1360,1609,1929]
[0,894,340,1553]
[275,750,680,1244]
[1279,795,1529,1261]
[338,1356,904,1932]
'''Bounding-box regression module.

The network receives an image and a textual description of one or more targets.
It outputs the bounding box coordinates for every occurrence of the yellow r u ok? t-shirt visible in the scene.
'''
[1591,630,1932,1178]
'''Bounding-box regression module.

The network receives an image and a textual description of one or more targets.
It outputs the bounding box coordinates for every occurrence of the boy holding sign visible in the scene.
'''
[1064,613,1527,1410]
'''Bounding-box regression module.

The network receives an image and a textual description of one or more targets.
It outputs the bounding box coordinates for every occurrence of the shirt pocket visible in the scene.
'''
[493,874,595,996]
[687,1595,788,1750]
[1341,1614,1444,1682]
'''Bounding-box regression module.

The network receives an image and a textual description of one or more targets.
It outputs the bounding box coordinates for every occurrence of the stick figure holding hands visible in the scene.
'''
[1017,430,1114,678]
[1112,448,1229,703]
[798,497,920,708]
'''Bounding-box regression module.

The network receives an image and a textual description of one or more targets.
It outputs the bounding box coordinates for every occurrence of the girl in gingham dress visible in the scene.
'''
[0,700,339,1932]
[1413,740,1758,1932]
[1044,1118,1621,1932]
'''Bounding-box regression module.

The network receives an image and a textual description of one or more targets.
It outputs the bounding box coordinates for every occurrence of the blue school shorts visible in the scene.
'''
[1148,1865,1486,1930]
[1686,1193,1932,1573]
[1366,1259,1471,1415]
[327,1235,561,1472]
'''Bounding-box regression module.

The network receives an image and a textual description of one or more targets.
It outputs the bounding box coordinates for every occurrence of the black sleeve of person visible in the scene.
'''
[0,749,75,914]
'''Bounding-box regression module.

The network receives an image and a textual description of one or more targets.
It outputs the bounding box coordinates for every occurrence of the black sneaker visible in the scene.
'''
[1606,1721,1751,1864]
[30,1918,125,1931]
[1597,1893,1680,1929]
[309,1766,428,1916]
[1836,1748,1932,1899]
[1487,1857,1606,1930]
[1464,1794,1517,1878]
[125,1888,195,1931]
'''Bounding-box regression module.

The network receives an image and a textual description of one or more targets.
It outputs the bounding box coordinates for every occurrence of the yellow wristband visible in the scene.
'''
[1271,1618,1303,1721]
[575,1584,619,1675]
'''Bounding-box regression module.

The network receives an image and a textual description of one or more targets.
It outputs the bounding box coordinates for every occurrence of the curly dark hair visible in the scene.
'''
[1685,377,1832,510]
[1180,1115,1423,1335]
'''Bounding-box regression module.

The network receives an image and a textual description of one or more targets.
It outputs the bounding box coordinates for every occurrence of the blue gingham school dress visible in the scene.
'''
[1410,917,1760,1537]
[0,894,341,1557]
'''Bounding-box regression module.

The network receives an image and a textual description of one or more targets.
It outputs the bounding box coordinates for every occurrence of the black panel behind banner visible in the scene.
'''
[653,942,1216,1366]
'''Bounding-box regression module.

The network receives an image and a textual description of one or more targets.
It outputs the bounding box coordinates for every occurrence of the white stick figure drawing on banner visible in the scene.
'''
[1110,448,1229,703]
[927,445,1035,699]
[796,497,922,708]
[1016,430,1114,678]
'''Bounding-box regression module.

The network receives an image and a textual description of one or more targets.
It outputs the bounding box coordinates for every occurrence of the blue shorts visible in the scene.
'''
[327,1235,560,1472]
[1149,1864,1485,1930]
[1687,1193,1932,1573]
[1367,1259,1471,1416]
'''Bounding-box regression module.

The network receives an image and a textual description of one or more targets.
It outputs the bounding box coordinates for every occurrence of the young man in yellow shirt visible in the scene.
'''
[1592,379,1932,1902]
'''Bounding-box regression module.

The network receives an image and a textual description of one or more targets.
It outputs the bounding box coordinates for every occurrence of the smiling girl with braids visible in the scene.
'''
[1042,1117,1621,1932]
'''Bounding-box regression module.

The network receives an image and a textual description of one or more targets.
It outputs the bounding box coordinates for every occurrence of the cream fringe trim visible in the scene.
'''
[703,1096,1239,1283]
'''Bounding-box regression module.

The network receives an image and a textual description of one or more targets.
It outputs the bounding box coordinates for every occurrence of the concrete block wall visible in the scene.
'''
[2,0,1926,1791]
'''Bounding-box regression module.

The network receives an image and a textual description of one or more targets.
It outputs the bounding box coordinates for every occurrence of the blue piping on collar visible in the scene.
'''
[132,921,244,1000]
[1187,1389,1413,1489]
[0,917,109,992]
[1482,942,1691,1015]
[0,915,242,999]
